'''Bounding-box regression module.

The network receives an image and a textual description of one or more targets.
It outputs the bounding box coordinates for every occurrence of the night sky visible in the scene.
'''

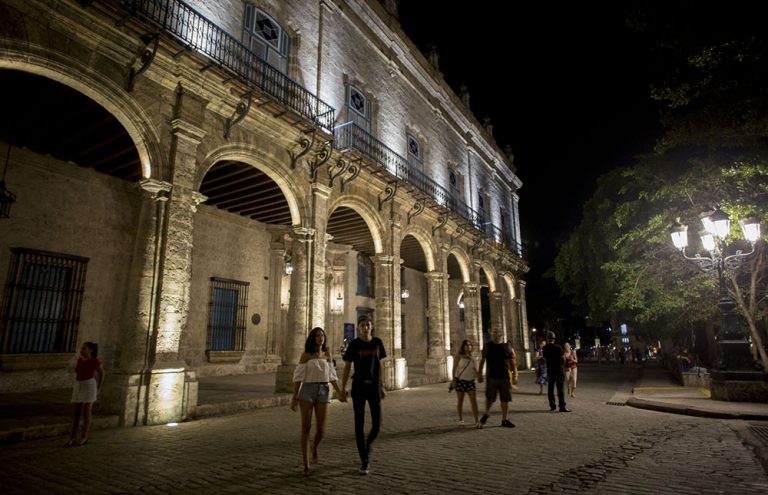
[397,1,665,326]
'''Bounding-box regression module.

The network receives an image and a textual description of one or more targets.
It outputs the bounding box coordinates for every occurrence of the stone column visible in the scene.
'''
[518,280,532,368]
[462,283,482,350]
[265,232,287,361]
[308,184,331,329]
[424,271,449,380]
[275,226,314,392]
[489,291,505,338]
[374,254,407,389]
[101,178,171,425]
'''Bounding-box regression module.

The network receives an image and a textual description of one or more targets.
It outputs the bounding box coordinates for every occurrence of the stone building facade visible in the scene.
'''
[0,0,529,425]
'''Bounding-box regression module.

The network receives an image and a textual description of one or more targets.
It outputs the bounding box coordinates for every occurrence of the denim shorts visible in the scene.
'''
[298,382,330,404]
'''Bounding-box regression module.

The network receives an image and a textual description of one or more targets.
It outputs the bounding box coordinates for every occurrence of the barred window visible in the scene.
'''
[0,248,89,354]
[207,278,250,351]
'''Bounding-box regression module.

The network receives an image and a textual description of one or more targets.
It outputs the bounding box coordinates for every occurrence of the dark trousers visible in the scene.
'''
[351,380,381,463]
[548,373,566,410]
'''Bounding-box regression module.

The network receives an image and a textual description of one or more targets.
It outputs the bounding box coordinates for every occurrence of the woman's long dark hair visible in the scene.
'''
[304,327,328,354]
[459,339,472,356]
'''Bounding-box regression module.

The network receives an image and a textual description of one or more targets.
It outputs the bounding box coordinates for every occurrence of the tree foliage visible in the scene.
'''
[555,4,768,365]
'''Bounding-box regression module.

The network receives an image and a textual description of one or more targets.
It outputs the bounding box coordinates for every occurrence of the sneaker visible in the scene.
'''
[501,419,516,428]
[458,419,465,425]
[475,422,482,429]
[560,408,572,413]
[359,462,370,475]
[480,414,489,425]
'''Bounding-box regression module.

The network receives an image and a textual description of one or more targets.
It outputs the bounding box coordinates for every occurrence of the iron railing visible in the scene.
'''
[115,0,335,132]
[335,121,524,259]
[335,121,451,207]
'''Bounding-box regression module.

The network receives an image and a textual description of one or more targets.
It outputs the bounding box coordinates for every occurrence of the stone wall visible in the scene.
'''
[0,146,140,392]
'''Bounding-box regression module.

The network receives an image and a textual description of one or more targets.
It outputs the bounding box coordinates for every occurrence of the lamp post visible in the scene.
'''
[670,207,764,400]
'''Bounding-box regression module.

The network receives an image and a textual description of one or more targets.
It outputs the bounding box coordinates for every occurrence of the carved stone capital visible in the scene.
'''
[170,118,207,144]
[138,178,172,201]
[291,226,316,243]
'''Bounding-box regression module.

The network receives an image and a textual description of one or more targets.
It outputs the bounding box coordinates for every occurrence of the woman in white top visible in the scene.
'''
[291,327,345,475]
[451,339,480,427]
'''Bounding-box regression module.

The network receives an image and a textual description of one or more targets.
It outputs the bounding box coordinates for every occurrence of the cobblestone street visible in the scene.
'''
[2,365,767,494]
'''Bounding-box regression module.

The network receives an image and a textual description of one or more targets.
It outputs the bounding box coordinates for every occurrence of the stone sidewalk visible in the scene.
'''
[0,364,766,494]
[1,362,765,445]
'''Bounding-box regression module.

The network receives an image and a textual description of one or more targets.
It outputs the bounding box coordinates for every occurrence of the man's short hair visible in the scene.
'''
[546,331,556,340]
[357,314,372,325]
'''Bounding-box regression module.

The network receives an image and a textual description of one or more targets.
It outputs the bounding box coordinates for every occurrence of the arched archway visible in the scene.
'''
[323,199,384,361]
[0,59,161,179]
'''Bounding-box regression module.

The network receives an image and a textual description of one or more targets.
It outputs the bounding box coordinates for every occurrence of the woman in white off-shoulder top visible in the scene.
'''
[291,327,346,475]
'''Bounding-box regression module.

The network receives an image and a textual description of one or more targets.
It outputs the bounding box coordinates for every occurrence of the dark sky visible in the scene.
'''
[397,1,664,325]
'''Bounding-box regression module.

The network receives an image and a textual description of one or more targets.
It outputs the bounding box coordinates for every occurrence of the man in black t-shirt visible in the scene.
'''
[478,329,517,428]
[341,314,387,475]
[542,331,570,412]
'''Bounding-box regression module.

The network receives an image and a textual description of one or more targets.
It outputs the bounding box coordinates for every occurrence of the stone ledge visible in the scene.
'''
[205,351,245,364]
[0,353,73,371]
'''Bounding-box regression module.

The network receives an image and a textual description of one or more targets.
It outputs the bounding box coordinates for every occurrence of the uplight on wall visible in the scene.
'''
[400,288,410,299]
[284,257,293,275]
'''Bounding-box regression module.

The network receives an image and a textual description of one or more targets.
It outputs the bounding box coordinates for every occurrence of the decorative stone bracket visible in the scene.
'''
[340,158,362,192]
[289,132,315,169]
[378,182,397,211]
[224,92,252,139]
[127,33,159,92]
[432,214,448,236]
[308,140,333,182]
[407,200,425,224]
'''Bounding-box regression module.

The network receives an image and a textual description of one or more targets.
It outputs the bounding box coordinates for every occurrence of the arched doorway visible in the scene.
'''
[325,205,379,361]
[0,69,144,390]
[400,233,429,382]
[190,159,297,374]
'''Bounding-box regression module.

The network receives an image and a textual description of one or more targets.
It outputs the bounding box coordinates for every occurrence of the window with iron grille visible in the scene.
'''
[207,277,250,351]
[0,248,88,354]
[243,5,289,73]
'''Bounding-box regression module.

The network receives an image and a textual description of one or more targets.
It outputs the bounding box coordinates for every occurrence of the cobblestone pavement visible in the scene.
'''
[1,365,767,494]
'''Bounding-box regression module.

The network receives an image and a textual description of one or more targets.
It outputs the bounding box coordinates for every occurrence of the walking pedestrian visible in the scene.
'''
[563,342,578,398]
[67,341,104,446]
[291,327,346,476]
[340,315,387,475]
[451,339,480,427]
[478,329,517,428]
[542,331,570,412]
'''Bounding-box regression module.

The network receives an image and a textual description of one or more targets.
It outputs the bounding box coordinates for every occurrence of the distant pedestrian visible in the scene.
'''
[478,329,517,428]
[563,342,578,398]
[542,332,570,412]
[451,339,480,427]
[535,339,548,394]
[341,315,387,475]
[291,327,346,476]
[67,341,104,446]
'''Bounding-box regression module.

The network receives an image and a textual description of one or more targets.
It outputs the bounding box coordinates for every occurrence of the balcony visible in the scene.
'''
[335,122,523,259]
[110,0,335,132]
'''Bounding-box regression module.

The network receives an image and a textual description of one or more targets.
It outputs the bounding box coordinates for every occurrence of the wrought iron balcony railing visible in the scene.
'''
[335,122,523,259]
[335,121,451,208]
[114,0,335,132]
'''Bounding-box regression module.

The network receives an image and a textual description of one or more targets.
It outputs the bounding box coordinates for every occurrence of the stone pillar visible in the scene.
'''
[462,283,482,350]
[101,178,171,425]
[265,232,287,360]
[518,280,532,369]
[275,227,314,392]
[489,291,505,338]
[424,271,449,380]
[308,184,331,329]
[375,254,407,389]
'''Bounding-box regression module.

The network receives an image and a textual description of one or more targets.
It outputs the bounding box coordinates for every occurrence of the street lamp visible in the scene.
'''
[670,207,762,399]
